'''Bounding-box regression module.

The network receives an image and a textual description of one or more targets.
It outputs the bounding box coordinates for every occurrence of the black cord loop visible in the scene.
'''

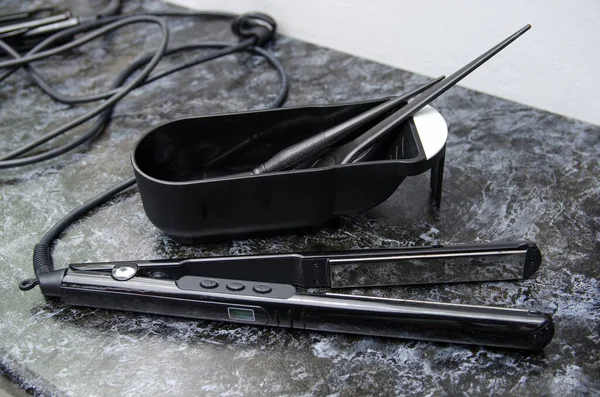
[231,12,277,46]
[19,278,39,291]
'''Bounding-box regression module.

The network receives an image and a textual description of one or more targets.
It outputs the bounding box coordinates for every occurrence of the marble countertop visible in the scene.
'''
[0,1,598,396]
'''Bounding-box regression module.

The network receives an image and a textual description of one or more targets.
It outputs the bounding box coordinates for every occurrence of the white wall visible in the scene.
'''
[167,0,600,126]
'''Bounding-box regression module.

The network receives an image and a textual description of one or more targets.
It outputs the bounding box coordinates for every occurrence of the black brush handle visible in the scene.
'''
[253,77,444,173]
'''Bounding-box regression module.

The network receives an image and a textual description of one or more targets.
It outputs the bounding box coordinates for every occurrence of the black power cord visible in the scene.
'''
[0,4,289,289]
[0,9,288,168]
[0,16,170,165]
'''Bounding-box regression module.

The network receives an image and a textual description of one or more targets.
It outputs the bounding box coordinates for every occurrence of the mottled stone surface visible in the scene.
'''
[0,1,599,396]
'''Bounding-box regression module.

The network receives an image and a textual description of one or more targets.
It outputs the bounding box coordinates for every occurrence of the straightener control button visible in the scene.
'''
[226,282,245,291]
[253,284,272,294]
[111,263,138,281]
[200,279,218,289]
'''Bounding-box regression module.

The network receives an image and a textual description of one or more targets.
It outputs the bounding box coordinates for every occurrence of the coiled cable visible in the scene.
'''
[0,7,288,168]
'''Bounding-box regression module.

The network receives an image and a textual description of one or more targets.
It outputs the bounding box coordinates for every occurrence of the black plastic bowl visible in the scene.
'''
[132,98,446,243]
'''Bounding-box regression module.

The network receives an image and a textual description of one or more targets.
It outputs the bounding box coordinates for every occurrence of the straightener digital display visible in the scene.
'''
[34,241,553,350]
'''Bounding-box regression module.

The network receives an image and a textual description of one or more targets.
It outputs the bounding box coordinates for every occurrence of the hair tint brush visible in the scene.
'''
[312,24,531,166]
[251,76,444,174]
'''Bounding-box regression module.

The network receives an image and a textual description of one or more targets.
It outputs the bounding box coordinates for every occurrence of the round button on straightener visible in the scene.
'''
[200,279,218,289]
[226,282,245,291]
[111,263,138,281]
[253,284,272,294]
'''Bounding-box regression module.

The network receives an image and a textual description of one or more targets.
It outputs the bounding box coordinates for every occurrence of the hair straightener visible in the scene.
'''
[30,241,553,350]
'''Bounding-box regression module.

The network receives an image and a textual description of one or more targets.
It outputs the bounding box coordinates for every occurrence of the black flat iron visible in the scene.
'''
[32,241,553,350]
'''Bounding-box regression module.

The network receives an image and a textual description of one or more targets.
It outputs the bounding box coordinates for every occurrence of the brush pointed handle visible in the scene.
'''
[328,24,531,165]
